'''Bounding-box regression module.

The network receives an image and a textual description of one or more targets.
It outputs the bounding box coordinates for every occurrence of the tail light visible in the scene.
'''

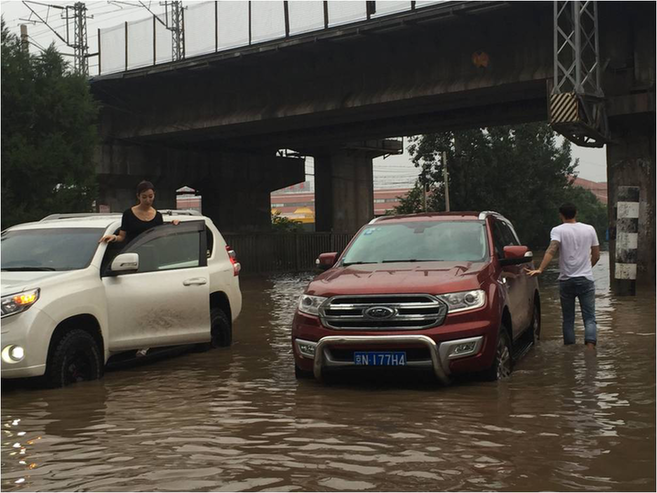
[226,245,241,276]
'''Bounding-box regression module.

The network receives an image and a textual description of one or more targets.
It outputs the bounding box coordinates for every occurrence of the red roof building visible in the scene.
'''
[570,176,608,204]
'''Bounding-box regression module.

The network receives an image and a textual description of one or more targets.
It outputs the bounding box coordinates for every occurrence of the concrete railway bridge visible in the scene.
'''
[91,1,655,291]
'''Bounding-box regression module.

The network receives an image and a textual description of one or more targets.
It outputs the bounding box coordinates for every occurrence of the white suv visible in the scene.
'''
[1,211,242,387]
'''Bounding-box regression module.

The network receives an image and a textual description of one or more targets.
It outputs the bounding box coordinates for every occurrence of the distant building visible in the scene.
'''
[570,177,608,204]
[270,187,409,228]
[177,178,607,225]
[176,186,202,212]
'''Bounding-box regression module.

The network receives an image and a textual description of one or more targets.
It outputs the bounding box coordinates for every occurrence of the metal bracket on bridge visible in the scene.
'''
[550,1,609,148]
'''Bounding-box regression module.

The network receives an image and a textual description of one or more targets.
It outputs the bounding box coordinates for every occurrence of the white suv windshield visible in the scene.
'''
[1,228,105,271]
[342,221,489,265]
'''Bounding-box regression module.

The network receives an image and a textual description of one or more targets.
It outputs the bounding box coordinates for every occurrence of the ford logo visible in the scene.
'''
[365,306,396,319]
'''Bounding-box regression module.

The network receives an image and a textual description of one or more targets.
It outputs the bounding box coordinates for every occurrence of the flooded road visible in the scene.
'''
[2,252,655,491]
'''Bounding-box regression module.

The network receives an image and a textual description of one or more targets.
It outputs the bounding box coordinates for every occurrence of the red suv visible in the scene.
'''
[291,211,540,384]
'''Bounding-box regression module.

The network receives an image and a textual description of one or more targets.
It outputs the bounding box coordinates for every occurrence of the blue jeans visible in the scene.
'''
[559,277,597,345]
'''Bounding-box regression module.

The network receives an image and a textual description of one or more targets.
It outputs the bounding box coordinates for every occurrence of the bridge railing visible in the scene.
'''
[223,232,353,274]
[98,1,443,75]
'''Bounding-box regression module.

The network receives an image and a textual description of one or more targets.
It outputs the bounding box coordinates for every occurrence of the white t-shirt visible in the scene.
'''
[550,222,599,281]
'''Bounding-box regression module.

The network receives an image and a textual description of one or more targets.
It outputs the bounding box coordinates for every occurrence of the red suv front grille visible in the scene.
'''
[319,294,448,330]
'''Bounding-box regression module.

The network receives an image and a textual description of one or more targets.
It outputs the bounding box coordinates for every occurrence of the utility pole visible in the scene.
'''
[422,180,427,212]
[20,24,29,51]
[72,2,89,75]
[133,1,185,61]
[166,1,185,61]
[420,164,429,212]
[21,1,95,76]
[442,151,450,212]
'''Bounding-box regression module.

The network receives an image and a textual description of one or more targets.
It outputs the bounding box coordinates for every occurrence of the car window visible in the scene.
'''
[493,220,520,258]
[341,221,488,264]
[492,222,507,258]
[1,228,104,271]
[499,221,520,247]
[126,229,203,273]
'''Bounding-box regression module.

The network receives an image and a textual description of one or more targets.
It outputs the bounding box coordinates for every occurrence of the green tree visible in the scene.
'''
[392,180,426,214]
[395,123,607,248]
[1,21,99,229]
[271,211,304,232]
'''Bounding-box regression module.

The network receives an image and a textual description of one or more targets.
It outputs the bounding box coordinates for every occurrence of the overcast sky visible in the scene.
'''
[2,0,608,185]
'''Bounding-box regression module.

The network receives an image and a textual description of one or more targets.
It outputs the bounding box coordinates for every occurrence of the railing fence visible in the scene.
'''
[223,232,353,274]
[98,1,444,75]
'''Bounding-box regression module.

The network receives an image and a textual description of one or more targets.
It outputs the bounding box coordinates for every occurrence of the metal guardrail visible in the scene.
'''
[223,232,352,274]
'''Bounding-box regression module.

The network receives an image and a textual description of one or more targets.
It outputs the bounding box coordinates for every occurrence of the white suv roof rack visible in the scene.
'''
[158,209,202,216]
[40,213,122,221]
[478,211,506,221]
[40,210,202,222]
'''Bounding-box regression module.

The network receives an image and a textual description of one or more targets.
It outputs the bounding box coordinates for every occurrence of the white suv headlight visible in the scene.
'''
[1,288,40,318]
[298,294,327,316]
[438,289,486,313]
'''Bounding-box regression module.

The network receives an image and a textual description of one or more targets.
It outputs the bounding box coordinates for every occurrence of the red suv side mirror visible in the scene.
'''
[500,246,533,266]
[316,252,338,271]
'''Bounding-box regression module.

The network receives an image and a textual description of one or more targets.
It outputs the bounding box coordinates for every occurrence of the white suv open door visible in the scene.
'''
[102,221,211,351]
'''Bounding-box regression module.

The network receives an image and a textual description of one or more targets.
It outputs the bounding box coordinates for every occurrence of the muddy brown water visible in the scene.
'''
[1,252,655,492]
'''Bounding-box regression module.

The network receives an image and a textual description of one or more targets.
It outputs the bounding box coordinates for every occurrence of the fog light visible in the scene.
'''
[453,342,477,355]
[295,339,317,359]
[2,345,25,364]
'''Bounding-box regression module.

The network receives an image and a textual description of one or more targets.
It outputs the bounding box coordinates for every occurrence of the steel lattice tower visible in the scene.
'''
[550,1,608,147]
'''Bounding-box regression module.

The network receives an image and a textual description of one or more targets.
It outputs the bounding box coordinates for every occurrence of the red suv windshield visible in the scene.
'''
[341,220,489,265]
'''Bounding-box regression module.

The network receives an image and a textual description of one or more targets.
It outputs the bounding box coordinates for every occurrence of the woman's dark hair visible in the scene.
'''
[136,180,155,195]
[559,202,577,219]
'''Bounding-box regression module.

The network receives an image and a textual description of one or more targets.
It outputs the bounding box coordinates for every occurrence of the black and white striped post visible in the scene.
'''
[614,186,640,295]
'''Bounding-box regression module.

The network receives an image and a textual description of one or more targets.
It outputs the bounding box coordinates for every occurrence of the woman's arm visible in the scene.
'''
[99,230,127,243]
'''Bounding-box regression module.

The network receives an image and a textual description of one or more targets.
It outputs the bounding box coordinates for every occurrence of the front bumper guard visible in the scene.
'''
[301,335,484,385]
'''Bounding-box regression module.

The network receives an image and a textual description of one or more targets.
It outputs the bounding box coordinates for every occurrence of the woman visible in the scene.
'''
[99,180,177,245]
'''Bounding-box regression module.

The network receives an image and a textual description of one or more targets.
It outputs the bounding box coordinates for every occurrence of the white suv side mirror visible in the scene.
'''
[111,253,139,273]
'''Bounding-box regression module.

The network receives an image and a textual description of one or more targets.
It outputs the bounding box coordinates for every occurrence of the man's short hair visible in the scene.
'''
[559,203,577,219]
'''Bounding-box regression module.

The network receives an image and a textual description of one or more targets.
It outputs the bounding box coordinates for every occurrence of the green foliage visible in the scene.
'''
[396,123,608,248]
[393,180,426,215]
[271,211,304,233]
[1,21,99,229]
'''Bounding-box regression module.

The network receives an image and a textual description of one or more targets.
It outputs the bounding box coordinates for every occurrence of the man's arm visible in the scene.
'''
[591,245,600,267]
[526,240,560,277]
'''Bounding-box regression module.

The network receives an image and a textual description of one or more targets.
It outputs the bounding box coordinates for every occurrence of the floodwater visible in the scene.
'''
[1,252,655,491]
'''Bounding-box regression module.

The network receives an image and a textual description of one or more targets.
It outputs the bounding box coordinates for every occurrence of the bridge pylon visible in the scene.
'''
[550,0,609,148]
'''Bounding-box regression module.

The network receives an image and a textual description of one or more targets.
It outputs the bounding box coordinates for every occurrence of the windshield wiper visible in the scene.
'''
[2,267,57,271]
[342,261,379,266]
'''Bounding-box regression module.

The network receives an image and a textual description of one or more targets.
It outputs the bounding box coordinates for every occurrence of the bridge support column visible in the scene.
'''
[196,153,304,233]
[314,150,374,234]
[607,116,656,293]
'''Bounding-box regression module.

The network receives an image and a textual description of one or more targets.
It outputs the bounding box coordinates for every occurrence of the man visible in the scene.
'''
[526,203,600,349]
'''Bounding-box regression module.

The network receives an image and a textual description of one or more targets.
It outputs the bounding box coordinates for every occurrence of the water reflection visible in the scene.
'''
[1,253,655,491]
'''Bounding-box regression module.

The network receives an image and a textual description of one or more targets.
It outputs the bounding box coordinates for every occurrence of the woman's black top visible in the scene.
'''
[120,208,164,245]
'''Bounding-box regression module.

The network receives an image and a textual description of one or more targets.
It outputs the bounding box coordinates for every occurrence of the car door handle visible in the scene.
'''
[183,277,207,286]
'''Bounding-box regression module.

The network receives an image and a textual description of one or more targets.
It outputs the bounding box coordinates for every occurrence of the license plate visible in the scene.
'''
[354,352,407,366]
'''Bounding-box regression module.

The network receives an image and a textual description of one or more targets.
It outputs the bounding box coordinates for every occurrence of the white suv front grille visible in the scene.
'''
[319,294,448,330]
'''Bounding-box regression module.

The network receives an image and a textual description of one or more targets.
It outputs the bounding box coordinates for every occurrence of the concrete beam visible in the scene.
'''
[96,141,305,231]
[91,3,553,147]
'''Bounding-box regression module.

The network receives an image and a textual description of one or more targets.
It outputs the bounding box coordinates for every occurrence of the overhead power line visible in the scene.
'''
[21,0,95,75]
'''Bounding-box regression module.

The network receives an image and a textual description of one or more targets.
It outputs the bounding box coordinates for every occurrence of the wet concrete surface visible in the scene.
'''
[1,252,655,491]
